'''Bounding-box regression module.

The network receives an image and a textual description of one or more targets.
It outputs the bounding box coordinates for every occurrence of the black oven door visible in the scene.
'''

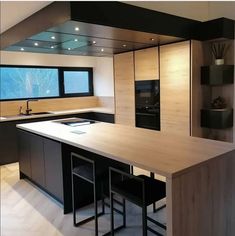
[136,112,160,130]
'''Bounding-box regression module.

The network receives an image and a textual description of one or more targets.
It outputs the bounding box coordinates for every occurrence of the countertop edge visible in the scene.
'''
[16,124,173,178]
[0,107,114,122]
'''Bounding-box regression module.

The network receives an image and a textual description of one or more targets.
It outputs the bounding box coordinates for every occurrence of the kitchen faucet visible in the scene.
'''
[25,99,38,115]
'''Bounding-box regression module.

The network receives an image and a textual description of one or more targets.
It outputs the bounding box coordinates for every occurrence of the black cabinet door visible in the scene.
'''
[0,121,18,165]
[44,138,63,202]
[18,130,31,177]
[30,133,45,187]
[93,112,114,123]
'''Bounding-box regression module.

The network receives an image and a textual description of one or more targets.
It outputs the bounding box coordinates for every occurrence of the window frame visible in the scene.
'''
[60,67,94,97]
[0,64,94,101]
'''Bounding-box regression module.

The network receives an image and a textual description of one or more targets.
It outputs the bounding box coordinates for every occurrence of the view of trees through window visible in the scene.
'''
[0,67,59,100]
[0,66,93,100]
[64,71,89,94]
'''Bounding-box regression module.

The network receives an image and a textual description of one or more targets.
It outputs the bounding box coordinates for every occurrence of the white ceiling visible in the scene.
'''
[1,1,235,34]
[0,1,52,33]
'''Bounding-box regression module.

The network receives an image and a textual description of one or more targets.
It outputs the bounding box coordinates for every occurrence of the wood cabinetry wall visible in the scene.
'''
[191,40,205,138]
[160,41,191,136]
[114,52,135,126]
[0,96,99,116]
[134,47,159,81]
[114,42,191,137]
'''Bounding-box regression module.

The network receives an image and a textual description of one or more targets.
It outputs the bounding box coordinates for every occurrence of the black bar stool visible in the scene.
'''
[71,152,128,236]
[71,152,104,235]
[131,166,162,212]
[109,167,166,236]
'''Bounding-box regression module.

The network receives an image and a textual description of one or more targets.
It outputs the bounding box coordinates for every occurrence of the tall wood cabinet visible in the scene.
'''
[114,52,135,126]
[134,47,159,81]
[114,42,191,136]
[160,41,191,136]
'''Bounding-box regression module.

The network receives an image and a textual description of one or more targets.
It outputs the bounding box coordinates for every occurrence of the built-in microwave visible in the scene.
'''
[135,80,160,131]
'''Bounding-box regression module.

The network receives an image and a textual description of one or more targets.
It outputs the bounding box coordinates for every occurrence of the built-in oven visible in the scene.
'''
[135,80,160,131]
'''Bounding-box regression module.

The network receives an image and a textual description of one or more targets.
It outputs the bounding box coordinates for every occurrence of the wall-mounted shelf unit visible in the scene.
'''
[201,108,233,129]
[191,36,235,142]
[201,65,234,85]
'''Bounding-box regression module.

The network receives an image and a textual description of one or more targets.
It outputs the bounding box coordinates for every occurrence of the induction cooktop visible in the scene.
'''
[54,118,99,127]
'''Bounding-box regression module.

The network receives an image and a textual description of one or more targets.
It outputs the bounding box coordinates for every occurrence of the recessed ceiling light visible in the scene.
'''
[20,48,24,51]
[50,46,54,49]
[75,27,79,31]
[74,39,78,42]
[68,48,71,50]
[34,42,39,46]
[150,38,155,41]
[123,44,127,47]
[51,36,55,40]
[92,41,96,44]
[101,48,104,52]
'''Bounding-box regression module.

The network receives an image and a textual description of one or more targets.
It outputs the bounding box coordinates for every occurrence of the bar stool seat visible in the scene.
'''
[112,174,166,207]
[110,167,166,236]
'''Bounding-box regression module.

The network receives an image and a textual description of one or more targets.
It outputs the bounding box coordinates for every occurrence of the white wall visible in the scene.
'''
[0,51,114,96]
[0,1,52,33]
[93,57,114,96]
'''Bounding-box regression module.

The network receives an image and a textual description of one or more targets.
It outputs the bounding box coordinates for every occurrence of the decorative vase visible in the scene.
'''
[215,59,224,65]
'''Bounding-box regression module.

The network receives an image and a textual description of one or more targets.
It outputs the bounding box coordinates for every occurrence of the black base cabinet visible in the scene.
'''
[0,112,114,165]
[18,130,32,178]
[30,133,45,187]
[44,139,63,202]
[18,130,63,204]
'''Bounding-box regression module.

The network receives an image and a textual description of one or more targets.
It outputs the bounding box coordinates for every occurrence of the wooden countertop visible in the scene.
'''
[17,119,235,178]
[0,107,114,122]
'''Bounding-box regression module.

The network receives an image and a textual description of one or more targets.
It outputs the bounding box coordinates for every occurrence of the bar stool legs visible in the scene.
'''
[71,152,107,236]
[142,206,147,236]
[110,191,126,236]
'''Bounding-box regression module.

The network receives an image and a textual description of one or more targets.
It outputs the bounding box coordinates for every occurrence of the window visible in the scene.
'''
[0,66,59,100]
[0,65,93,101]
[62,68,93,97]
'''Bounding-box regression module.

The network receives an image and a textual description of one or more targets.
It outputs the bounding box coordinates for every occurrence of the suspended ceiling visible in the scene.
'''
[0,1,199,57]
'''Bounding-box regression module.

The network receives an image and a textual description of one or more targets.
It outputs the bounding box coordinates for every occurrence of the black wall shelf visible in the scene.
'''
[201,108,233,129]
[201,65,234,85]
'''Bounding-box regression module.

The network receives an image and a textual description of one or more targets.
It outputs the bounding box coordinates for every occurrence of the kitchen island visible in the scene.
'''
[17,119,235,236]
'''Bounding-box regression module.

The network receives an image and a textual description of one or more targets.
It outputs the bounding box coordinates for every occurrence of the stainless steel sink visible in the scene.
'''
[20,112,52,116]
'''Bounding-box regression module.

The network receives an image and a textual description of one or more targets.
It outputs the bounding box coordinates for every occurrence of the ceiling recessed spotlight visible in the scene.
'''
[74,39,78,42]
[50,46,54,49]
[51,36,55,40]
[101,48,104,52]
[123,44,127,47]
[20,48,24,51]
[92,41,96,44]
[150,38,155,41]
[75,27,79,31]
[68,48,71,51]
[34,42,39,46]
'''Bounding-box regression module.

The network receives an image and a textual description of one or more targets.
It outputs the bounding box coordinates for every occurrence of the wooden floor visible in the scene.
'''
[1,163,166,236]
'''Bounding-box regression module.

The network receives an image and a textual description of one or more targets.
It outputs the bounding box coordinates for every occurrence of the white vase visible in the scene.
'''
[215,59,224,65]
